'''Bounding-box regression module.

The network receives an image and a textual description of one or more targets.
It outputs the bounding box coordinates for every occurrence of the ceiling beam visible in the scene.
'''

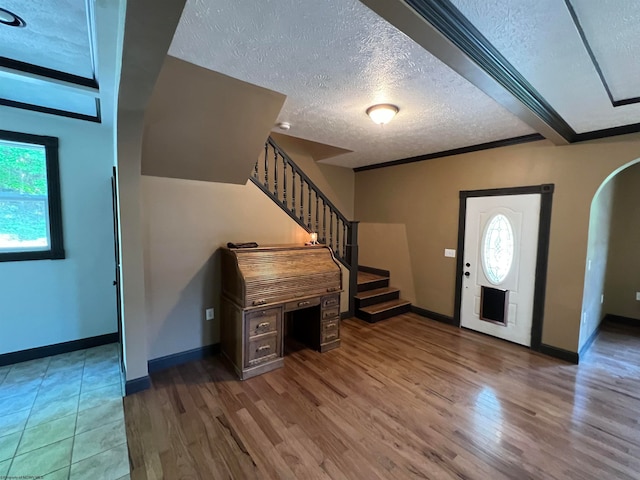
[360,0,573,145]
[0,65,99,98]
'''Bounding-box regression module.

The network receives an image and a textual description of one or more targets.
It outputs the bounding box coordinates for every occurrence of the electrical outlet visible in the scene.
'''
[444,249,456,258]
[636,292,640,301]
[205,308,214,321]
[601,294,604,304]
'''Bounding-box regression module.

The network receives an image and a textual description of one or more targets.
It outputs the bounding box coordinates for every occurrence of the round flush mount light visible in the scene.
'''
[0,7,26,27]
[276,122,291,131]
[366,104,399,125]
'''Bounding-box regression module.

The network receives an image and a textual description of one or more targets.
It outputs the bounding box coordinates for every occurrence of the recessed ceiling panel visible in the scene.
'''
[0,0,95,80]
[169,0,534,168]
[569,0,640,104]
[0,77,98,118]
[449,0,640,133]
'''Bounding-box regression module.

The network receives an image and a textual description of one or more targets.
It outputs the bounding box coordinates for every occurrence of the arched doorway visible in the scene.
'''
[580,158,640,354]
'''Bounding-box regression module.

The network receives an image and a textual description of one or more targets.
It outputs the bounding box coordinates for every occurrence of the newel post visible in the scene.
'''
[346,221,359,318]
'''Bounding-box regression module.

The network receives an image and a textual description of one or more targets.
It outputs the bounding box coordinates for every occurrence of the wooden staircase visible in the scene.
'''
[354,267,411,323]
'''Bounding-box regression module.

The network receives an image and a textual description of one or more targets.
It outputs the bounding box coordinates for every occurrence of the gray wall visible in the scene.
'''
[0,108,117,355]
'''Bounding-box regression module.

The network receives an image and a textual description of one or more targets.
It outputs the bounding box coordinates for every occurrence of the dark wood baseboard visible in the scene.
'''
[125,376,151,396]
[148,343,221,373]
[358,265,390,277]
[410,306,457,326]
[540,344,579,364]
[0,332,118,367]
[341,312,352,320]
[603,314,640,327]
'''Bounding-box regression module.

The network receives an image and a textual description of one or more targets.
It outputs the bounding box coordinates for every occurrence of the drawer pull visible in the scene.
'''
[253,299,267,306]
[323,311,336,319]
[324,333,338,341]
[256,322,270,330]
[256,345,271,353]
[325,322,337,329]
[324,299,338,307]
[298,301,311,307]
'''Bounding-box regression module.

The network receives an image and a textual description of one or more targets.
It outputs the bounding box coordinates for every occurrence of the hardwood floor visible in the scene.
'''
[124,315,640,479]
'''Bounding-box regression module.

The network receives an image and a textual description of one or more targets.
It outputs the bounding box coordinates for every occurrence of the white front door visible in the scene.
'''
[460,194,540,346]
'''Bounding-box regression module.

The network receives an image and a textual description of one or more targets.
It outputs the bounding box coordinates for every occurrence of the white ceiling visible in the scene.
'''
[0,0,95,79]
[4,0,639,166]
[0,0,125,126]
[169,0,535,169]
[570,0,640,102]
[450,0,640,133]
[168,0,640,168]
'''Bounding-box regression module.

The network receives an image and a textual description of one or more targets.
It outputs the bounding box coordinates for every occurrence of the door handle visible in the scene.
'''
[464,272,470,277]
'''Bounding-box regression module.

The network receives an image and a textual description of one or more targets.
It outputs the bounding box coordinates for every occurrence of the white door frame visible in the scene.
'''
[454,184,554,351]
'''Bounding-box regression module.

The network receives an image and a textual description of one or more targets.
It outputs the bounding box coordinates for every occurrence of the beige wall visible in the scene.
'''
[143,56,286,185]
[579,177,616,350]
[355,134,640,352]
[604,162,640,322]
[358,223,417,304]
[141,176,309,360]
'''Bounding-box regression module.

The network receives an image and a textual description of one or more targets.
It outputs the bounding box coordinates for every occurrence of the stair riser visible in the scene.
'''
[356,303,411,323]
[356,290,400,308]
[357,278,389,292]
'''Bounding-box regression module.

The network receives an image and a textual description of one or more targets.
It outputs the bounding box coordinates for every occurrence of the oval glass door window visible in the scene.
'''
[482,214,514,285]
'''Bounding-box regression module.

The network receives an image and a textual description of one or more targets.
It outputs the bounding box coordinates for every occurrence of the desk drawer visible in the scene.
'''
[284,297,320,312]
[321,294,340,309]
[322,318,340,332]
[246,307,280,338]
[322,307,340,320]
[321,328,340,343]
[246,333,278,366]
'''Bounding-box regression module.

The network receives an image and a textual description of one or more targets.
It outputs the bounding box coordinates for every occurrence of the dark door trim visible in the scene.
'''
[111,167,124,372]
[454,184,554,351]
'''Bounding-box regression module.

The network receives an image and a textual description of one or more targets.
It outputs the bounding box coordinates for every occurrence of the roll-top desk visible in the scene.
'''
[220,244,342,380]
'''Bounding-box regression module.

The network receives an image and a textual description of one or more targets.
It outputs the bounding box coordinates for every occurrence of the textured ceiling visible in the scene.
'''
[450,0,640,133]
[570,0,640,102]
[0,0,94,79]
[169,0,535,169]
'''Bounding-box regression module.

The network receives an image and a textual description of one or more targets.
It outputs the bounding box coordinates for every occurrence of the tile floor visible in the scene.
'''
[0,343,130,480]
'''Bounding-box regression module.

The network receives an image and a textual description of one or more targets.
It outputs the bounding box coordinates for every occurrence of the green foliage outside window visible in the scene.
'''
[0,142,47,194]
[0,142,49,245]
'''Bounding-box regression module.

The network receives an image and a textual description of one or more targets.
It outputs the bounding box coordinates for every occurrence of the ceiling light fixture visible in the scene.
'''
[366,104,399,125]
[0,7,26,27]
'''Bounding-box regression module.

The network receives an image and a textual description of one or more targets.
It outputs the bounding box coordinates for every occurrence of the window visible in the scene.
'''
[481,213,514,285]
[0,130,64,262]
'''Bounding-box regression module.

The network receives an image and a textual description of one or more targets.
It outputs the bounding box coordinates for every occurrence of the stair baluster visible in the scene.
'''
[282,152,287,207]
[249,136,359,317]
[292,170,296,216]
[273,145,278,197]
[263,143,268,188]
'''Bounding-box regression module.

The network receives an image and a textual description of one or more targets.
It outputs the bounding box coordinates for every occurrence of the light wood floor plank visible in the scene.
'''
[125,315,640,479]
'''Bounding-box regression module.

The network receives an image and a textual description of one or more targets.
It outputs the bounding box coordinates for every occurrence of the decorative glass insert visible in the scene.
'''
[482,214,514,285]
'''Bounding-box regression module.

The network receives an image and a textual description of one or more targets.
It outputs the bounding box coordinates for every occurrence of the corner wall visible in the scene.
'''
[579,177,616,350]
[0,108,117,355]
[355,134,640,353]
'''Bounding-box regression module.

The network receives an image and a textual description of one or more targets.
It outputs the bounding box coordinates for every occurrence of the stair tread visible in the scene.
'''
[354,287,400,300]
[358,298,411,314]
[357,271,389,285]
